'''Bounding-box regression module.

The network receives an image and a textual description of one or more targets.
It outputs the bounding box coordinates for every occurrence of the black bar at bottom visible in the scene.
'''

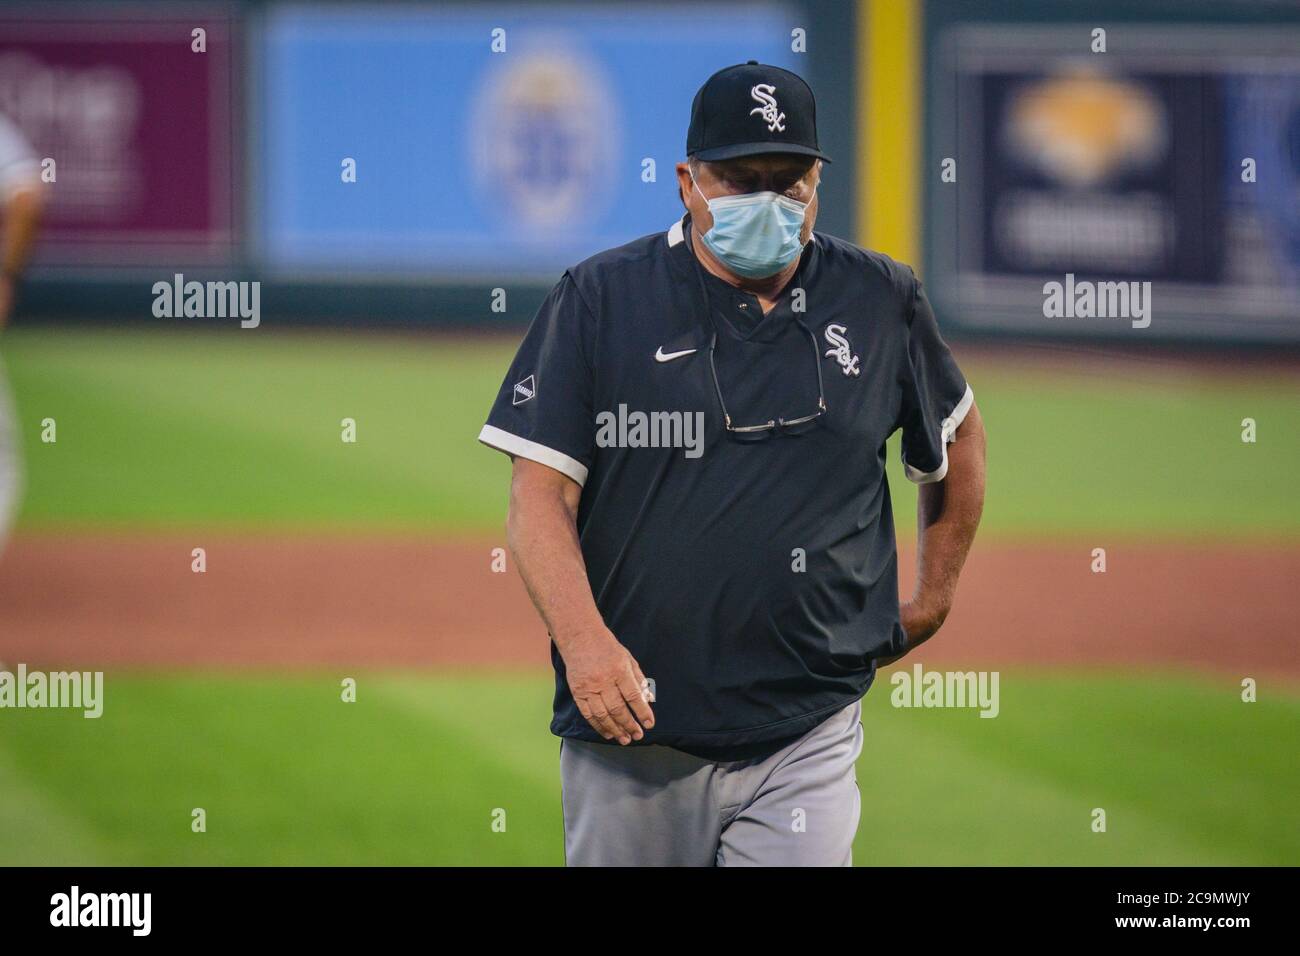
[0,866,1290,941]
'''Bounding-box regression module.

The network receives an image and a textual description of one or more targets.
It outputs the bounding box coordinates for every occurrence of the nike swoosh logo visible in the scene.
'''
[654,347,698,363]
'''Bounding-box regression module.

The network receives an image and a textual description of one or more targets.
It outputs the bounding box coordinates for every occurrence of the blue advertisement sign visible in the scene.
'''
[257,4,799,278]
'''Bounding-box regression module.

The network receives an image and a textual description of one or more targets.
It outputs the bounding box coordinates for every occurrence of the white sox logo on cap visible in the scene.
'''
[749,84,786,132]
[686,63,830,162]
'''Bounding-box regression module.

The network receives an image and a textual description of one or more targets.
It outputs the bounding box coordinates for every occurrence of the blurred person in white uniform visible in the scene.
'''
[0,111,45,550]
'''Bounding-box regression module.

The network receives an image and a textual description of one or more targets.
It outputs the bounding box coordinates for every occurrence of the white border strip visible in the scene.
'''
[903,384,975,484]
[478,424,589,487]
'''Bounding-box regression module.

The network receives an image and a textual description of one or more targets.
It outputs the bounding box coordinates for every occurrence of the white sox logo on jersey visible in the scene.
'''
[823,325,860,377]
[749,84,786,132]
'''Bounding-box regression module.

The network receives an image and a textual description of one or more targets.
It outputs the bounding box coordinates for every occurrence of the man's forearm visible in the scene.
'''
[904,403,987,649]
[505,474,607,652]
[504,461,654,743]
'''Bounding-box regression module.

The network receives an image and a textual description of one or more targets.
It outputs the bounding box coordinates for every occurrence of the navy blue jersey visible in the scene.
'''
[480,214,972,752]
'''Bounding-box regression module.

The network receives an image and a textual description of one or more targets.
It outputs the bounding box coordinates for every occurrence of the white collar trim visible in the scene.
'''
[667,216,686,247]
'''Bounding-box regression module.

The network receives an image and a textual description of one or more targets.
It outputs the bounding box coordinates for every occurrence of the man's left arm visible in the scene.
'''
[890,401,986,660]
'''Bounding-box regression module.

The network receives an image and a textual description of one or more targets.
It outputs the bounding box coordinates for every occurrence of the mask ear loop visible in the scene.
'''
[689,169,706,204]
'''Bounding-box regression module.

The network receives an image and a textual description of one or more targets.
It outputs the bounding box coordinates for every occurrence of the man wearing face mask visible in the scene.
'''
[480,62,986,866]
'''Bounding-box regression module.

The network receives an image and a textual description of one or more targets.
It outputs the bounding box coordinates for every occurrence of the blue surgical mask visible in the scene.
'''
[693,175,811,278]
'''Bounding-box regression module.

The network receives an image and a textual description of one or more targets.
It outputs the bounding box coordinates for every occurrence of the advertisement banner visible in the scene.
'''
[927,25,1300,341]
[256,4,800,279]
[0,7,237,267]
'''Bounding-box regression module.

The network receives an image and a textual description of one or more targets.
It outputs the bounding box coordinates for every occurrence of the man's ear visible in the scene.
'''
[676,159,694,210]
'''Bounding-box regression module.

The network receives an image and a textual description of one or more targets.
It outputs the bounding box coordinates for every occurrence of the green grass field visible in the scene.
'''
[1,672,1294,866]
[5,327,1299,538]
[1,327,1296,866]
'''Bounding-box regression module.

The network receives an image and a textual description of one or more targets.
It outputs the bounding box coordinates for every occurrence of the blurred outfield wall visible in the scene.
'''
[3,0,1297,340]
[2,0,854,325]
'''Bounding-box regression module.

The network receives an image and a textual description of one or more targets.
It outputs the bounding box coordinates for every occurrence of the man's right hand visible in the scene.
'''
[558,628,655,745]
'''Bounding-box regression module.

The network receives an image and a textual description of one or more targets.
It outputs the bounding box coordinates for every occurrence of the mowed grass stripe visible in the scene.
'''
[4,328,1299,537]
[855,717,1233,866]
[6,330,512,529]
[858,672,1297,865]
[0,750,113,866]
[1,672,1294,865]
[0,674,561,865]
[15,365,444,527]
[373,673,560,789]
[963,370,1300,539]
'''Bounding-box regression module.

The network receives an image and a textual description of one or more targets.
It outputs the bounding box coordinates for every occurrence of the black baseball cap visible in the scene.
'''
[687,61,831,163]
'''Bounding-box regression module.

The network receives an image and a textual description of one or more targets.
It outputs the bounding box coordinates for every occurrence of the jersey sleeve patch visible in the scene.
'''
[479,271,598,487]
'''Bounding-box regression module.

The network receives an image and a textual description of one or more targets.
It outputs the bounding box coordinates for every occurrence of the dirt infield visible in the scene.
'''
[0,532,1294,677]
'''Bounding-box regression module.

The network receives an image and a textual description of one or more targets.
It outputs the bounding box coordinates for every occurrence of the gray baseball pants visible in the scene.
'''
[560,700,863,866]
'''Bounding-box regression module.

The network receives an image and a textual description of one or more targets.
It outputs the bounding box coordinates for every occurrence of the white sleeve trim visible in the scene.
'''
[902,384,975,485]
[478,424,589,487]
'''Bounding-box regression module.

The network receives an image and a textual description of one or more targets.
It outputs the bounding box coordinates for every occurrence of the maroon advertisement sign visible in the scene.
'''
[0,7,237,266]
